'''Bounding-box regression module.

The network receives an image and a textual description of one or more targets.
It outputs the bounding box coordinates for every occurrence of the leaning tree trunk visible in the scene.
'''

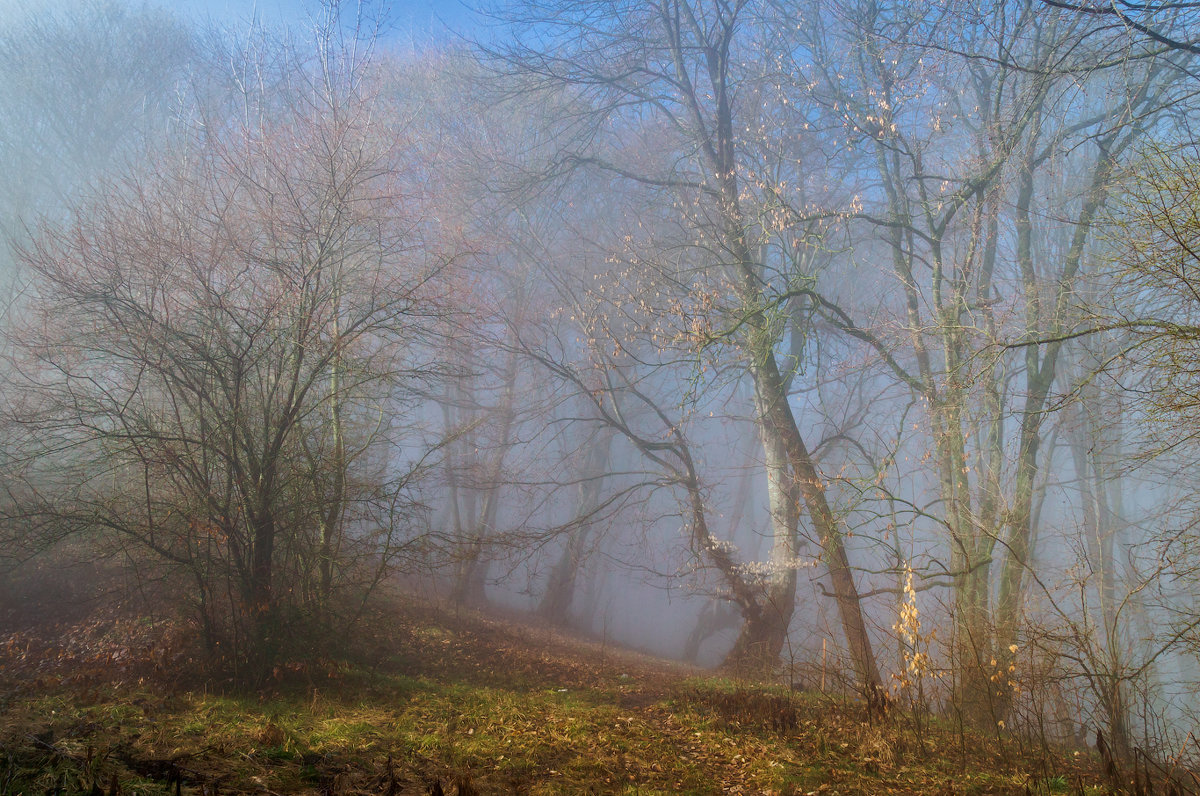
[744,340,883,692]
[701,59,882,686]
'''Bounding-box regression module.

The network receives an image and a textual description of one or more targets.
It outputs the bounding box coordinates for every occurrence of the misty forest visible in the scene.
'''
[3,0,1200,793]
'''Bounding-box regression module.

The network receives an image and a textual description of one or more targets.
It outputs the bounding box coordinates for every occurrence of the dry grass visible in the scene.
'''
[0,596,1107,795]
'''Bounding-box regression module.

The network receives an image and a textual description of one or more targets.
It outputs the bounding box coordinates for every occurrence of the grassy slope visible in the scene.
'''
[0,598,1104,795]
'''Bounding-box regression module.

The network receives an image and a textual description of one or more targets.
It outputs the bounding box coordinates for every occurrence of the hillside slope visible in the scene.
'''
[0,597,1103,795]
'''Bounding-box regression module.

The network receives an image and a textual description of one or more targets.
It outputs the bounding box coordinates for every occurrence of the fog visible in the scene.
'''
[3,0,1200,777]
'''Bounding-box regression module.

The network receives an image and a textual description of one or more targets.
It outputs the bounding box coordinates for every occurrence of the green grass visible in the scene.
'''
[0,602,1105,795]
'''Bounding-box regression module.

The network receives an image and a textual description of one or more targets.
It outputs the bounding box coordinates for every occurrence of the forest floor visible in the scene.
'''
[0,594,1108,795]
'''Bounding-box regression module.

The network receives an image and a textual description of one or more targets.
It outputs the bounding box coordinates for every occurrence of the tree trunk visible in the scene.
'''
[538,431,613,625]
[723,413,797,673]
[1066,367,1132,762]
[684,599,742,664]
[749,352,883,692]
[995,141,1120,707]
[246,500,277,676]
[452,474,502,606]
[452,346,521,606]
[710,171,881,688]
[317,296,345,609]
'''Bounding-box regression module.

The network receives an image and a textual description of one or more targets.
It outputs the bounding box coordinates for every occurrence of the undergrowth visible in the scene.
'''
[0,599,1107,795]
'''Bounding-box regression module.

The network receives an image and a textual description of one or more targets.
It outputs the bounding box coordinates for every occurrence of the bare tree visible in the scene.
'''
[483,0,882,686]
[794,0,1193,723]
[2,22,450,675]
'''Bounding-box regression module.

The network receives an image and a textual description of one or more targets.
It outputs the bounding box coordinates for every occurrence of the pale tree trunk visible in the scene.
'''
[995,136,1124,695]
[711,128,882,688]
[317,296,345,609]
[537,523,591,626]
[935,369,999,724]
[652,0,882,690]
[862,58,1139,724]
[966,188,1008,724]
[881,172,1001,722]
[724,412,798,671]
[247,487,277,673]
[741,351,883,690]
[495,0,882,688]
[692,434,758,663]
[1065,358,1133,762]
[442,382,470,536]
